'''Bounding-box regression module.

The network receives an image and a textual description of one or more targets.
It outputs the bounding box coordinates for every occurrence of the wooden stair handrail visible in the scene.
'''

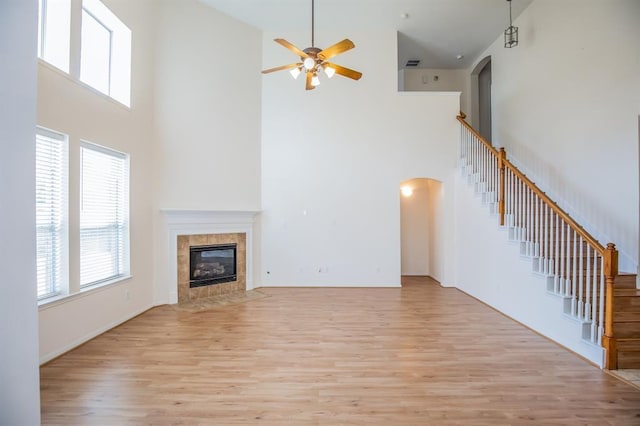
[502,161,605,254]
[457,115,501,157]
[457,113,619,369]
[457,114,605,254]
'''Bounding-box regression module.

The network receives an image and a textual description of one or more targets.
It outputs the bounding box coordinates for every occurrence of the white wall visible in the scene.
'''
[426,178,445,281]
[260,30,460,287]
[400,68,470,114]
[37,0,157,363]
[152,0,263,303]
[153,0,262,211]
[470,0,640,273]
[0,0,41,422]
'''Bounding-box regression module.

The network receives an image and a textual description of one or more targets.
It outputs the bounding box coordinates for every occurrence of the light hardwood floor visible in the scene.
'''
[40,277,640,425]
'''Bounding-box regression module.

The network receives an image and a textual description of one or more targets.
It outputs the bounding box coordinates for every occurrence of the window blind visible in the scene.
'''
[80,142,129,287]
[36,128,68,300]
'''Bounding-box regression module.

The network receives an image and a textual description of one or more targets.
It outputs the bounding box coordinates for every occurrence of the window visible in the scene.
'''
[80,0,131,106]
[80,142,130,287]
[36,127,69,300]
[38,0,71,72]
[80,8,111,95]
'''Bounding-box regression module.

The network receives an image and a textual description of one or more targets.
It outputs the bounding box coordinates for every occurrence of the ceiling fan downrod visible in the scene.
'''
[311,0,315,47]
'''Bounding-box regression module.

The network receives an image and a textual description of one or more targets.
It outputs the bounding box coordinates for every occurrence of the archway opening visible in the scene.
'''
[399,178,444,284]
[470,56,492,143]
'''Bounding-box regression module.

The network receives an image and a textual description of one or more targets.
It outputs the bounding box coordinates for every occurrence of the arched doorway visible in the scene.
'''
[399,178,444,283]
[470,56,492,143]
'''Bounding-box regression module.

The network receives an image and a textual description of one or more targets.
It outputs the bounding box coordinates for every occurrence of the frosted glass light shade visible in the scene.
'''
[303,57,315,70]
[290,67,301,79]
[324,65,336,78]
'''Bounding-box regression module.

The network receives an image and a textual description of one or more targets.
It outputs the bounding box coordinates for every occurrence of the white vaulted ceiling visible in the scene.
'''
[200,0,532,69]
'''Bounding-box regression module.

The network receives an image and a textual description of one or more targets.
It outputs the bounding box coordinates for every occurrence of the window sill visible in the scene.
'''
[38,59,131,110]
[38,274,132,311]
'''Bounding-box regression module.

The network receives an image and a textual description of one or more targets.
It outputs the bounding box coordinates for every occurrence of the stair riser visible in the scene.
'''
[614,312,640,322]
[617,352,640,369]
[613,322,640,339]
[617,340,640,351]
[615,297,640,310]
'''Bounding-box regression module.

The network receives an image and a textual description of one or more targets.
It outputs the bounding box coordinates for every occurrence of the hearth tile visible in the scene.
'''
[190,234,208,246]
[177,235,190,251]
[207,234,222,245]
[208,284,221,297]
[177,254,189,283]
[178,289,190,303]
[193,286,207,300]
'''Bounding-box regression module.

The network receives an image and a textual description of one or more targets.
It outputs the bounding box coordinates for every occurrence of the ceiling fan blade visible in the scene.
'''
[317,39,355,61]
[325,63,362,80]
[274,39,310,58]
[305,72,315,90]
[261,63,301,74]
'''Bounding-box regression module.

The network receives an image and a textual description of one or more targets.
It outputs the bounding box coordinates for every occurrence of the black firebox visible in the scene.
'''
[189,243,237,288]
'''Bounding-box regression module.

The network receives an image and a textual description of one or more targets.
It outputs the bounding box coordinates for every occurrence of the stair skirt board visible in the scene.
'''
[455,172,607,368]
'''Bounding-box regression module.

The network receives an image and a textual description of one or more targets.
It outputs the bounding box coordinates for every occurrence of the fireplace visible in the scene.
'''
[189,243,237,288]
[162,209,256,304]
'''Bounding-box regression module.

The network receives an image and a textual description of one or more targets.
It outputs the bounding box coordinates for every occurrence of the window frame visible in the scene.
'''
[80,7,114,96]
[37,0,71,73]
[80,0,132,107]
[79,140,131,289]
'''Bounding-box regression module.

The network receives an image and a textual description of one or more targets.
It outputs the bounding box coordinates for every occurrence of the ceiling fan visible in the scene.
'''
[261,0,362,90]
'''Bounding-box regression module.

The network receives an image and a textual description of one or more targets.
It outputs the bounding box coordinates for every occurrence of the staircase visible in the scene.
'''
[457,114,640,370]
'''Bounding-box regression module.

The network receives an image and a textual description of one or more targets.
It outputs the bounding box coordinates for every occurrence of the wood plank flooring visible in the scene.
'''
[40,277,640,425]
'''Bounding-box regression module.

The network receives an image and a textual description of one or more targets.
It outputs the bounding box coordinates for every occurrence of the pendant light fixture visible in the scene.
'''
[504,0,519,48]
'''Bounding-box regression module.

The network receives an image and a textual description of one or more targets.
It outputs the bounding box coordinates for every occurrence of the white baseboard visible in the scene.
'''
[257,282,401,288]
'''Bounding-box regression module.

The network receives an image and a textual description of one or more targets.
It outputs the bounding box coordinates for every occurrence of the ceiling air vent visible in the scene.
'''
[405,59,420,67]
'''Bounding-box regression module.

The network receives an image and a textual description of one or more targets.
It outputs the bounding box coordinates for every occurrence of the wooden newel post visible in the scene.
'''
[602,243,619,369]
[498,148,506,226]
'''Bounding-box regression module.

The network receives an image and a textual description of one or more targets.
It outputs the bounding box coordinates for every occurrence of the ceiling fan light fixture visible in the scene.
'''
[323,64,336,78]
[290,67,302,79]
[261,0,361,90]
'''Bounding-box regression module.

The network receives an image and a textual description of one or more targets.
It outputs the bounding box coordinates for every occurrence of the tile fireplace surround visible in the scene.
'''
[161,210,258,305]
[177,233,245,303]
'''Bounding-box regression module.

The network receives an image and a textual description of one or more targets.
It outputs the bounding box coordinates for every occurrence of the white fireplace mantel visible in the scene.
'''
[161,209,260,304]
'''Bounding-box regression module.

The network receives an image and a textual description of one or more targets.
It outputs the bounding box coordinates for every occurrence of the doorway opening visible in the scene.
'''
[470,56,492,143]
[399,178,444,284]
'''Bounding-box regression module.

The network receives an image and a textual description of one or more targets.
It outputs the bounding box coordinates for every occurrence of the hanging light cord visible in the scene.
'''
[509,0,513,27]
